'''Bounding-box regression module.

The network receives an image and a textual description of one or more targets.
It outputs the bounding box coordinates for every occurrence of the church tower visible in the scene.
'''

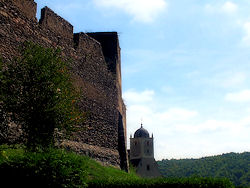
[129,124,161,178]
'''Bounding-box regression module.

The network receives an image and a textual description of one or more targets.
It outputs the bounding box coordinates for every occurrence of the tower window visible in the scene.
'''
[147,165,150,171]
[147,141,149,146]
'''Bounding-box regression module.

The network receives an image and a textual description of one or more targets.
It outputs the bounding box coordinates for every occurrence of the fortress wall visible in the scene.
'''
[87,32,129,170]
[0,0,128,170]
[71,33,119,150]
[87,32,119,74]
[87,33,124,117]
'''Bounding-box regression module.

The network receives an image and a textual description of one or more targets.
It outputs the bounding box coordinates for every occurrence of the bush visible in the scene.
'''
[0,42,84,150]
[0,146,88,187]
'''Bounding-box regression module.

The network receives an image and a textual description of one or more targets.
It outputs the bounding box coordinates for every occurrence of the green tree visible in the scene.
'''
[157,152,250,187]
[0,42,84,150]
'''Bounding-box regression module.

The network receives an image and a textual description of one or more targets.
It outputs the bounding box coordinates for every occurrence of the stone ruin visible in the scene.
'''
[0,0,128,171]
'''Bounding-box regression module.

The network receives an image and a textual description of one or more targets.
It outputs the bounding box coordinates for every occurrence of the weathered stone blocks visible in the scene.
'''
[7,0,37,21]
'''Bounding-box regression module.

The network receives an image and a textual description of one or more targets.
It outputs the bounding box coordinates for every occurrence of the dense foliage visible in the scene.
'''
[0,43,84,150]
[0,145,234,188]
[157,152,250,187]
[0,145,88,187]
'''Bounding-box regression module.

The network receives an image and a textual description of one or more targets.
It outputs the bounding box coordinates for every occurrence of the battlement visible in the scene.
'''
[39,6,73,39]
[87,32,120,74]
[74,32,101,51]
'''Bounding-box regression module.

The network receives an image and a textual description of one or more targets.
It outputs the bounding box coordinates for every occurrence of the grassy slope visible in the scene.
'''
[0,145,138,186]
[0,145,234,188]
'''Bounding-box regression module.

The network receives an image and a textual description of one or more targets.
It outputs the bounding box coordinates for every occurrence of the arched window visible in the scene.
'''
[147,165,150,171]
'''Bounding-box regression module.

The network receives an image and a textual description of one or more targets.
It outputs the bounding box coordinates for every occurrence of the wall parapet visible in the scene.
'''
[74,32,102,55]
[39,6,73,40]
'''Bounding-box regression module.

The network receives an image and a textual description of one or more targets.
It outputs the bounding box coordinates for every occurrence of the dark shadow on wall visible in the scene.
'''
[118,112,129,172]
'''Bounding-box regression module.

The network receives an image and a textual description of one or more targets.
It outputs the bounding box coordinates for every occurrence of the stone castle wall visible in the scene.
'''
[0,0,128,170]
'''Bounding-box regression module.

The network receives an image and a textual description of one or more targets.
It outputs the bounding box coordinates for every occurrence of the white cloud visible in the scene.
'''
[207,72,246,89]
[197,119,236,133]
[123,89,154,104]
[155,108,198,123]
[156,116,250,159]
[124,89,199,151]
[93,0,167,23]
[125,89,250,160]
[225,89,250,102]
[205,1,238,14]
[222,2,238,14]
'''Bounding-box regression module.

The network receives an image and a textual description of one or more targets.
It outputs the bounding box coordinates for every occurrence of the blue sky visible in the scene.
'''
[36,0,250,160]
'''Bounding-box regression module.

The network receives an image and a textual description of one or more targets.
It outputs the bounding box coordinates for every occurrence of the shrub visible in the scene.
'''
[0,42,84,150]
[0,146,88,187]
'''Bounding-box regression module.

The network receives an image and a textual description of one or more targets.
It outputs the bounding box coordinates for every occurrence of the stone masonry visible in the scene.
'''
[0,0,128,171]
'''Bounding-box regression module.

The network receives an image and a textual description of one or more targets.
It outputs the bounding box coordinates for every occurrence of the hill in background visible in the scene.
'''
[157,152,250,187]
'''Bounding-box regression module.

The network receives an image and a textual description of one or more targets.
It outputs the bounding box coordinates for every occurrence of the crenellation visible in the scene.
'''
[39,6,73,40]
[73,32,103,58]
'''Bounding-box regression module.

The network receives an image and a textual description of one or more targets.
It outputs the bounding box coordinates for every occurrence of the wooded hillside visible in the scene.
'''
[157,152,250,187]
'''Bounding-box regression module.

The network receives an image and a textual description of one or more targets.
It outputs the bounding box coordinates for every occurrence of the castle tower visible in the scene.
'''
[129,124,161,178]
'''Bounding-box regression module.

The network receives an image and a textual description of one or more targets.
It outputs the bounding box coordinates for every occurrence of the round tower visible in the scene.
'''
[129,124,161,178]
[130,124,154,160]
